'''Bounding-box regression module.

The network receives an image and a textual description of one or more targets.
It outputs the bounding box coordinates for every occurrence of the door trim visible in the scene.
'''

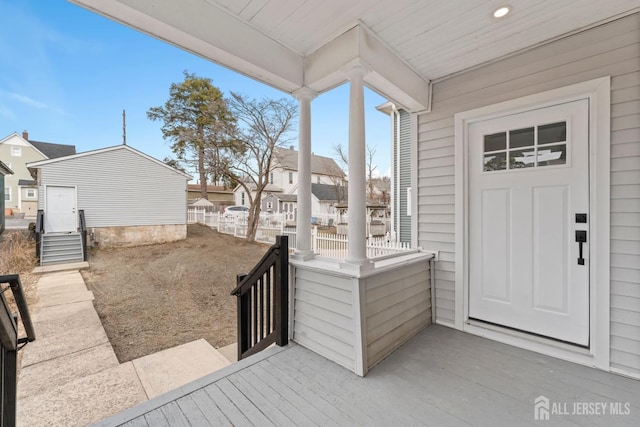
[453,77,611,370]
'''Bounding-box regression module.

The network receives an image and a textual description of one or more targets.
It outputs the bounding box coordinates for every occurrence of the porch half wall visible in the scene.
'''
[291,253,432,375]
[418,14,640,376]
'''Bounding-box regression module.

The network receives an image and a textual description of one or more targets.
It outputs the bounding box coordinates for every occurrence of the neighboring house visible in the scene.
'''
[261,192,297,214]
[186,184,233,208]
[233,183,283,207]
[27,144,191,249]
[0,131,75,217]
[271,146,344,192]
[75,0,640,391]
[261,183,347,222]
[377,104,414,245]
[233,147,345,207]
[0,161,13,234]
[189,197,214,209]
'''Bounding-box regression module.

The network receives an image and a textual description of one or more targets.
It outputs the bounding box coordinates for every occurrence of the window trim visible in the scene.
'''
[11,146,22,157]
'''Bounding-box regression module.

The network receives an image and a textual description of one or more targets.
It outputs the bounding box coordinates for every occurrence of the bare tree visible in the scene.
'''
[367,145,378,201]
[331,143,349,173]
[221,93,298,242]
[332,142,379,202]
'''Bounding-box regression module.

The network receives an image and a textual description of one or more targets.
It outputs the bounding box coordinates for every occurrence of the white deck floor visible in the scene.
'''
[95,325,640,426]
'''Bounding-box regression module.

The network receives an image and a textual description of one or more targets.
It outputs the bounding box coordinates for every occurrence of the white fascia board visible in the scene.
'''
[359,25,431,112]
[303,24,431,112]
[304,26,360,92]
[70,0,303,92]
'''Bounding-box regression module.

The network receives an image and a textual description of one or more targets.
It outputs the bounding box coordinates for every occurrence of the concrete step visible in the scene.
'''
[33,271,84,291]
[36,289,94,308]
[218,342,238,363]
[32,262,89,274]
[17,362,147,427]
[22,302,107,367]
[18,343,119,399]
[132,339,232,399]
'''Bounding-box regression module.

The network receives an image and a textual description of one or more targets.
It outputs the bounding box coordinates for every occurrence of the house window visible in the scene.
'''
[26,188,37,199]
[241,192,245,205]
[4,187,10,202]
[11,146,21,157]
[270,172,274,184]
[288,172,293,184]
[267,201,273,210]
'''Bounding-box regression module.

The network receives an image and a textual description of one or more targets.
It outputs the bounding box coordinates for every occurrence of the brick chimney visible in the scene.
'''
[22,130,28,140]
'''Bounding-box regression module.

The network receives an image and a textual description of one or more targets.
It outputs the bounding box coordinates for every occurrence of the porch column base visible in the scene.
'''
[339,259,374,275]
[292,250,315,261]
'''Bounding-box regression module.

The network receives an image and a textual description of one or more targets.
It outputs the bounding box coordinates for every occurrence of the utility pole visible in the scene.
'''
[122,109,127,145]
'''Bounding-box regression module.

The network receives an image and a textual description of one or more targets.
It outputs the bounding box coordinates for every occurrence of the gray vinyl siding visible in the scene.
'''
[398,110,412,244]
[392,113,399,238]
[37,147,187,227]
[365,260,430,369]
[292,267,355,371]
[418,13,640,373]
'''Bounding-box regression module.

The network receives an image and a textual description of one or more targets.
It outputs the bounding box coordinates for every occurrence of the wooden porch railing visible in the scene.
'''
[0,274,36,426]
[230,235,288,360]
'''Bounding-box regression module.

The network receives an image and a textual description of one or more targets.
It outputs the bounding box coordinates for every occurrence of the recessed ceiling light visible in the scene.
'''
[493,6,511,18]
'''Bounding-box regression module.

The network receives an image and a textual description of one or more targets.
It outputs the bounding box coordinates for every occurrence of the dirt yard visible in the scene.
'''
[81,224,269,363]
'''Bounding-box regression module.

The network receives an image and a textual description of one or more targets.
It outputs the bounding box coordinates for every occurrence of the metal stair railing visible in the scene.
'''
[0,274,36,426]
[78,210,87,262]
[231,236,288,360]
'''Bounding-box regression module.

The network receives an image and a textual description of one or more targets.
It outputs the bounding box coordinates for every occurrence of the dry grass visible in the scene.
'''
[0,230,38,306]
[82,224,270,362]
[0,230,39,374]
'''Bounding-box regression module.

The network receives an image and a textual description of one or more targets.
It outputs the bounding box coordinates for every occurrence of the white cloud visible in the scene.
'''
[9,92,48,109]
[2,90,67,116]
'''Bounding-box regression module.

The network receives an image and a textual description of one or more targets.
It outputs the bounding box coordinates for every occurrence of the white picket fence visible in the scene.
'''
[312,228,411,259]
[187,207,410,260]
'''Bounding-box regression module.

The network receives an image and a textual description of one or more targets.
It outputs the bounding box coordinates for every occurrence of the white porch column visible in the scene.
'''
[345,65,369,266]
[292,87,317,260]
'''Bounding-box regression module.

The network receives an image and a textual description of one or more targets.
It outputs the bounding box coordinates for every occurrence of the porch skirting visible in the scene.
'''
[290,251,433,376]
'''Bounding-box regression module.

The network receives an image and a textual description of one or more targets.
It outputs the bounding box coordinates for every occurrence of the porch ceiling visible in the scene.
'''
[71,0,639,111]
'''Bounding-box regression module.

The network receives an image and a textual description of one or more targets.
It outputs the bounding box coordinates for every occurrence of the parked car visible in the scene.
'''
[223,205,249,218]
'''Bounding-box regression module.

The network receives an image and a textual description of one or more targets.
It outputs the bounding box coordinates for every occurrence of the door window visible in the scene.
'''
[483,121,567,172]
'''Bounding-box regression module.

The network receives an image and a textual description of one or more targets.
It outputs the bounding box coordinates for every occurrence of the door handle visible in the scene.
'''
[575,230,587,265]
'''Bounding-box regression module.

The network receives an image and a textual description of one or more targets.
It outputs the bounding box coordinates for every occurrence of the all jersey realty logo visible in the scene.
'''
[534,395,631,421]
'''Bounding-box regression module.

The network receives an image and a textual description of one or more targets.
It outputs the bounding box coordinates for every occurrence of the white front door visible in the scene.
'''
[468,99,590,346]
[45,186,77,233]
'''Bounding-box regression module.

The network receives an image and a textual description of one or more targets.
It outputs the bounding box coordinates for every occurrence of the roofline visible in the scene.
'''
[0,132,49,159]
[0,160,14,175]
[27,144,193,179]
[187,186,234,193]
[28,139,76,149]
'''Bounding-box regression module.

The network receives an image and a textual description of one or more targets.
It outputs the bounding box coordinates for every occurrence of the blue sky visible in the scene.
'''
[0,0,391,179]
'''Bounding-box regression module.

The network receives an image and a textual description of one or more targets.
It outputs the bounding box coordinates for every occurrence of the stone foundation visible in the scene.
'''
[89,224,186,248]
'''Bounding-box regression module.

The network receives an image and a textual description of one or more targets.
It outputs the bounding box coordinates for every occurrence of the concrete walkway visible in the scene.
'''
[17,268,236,427]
